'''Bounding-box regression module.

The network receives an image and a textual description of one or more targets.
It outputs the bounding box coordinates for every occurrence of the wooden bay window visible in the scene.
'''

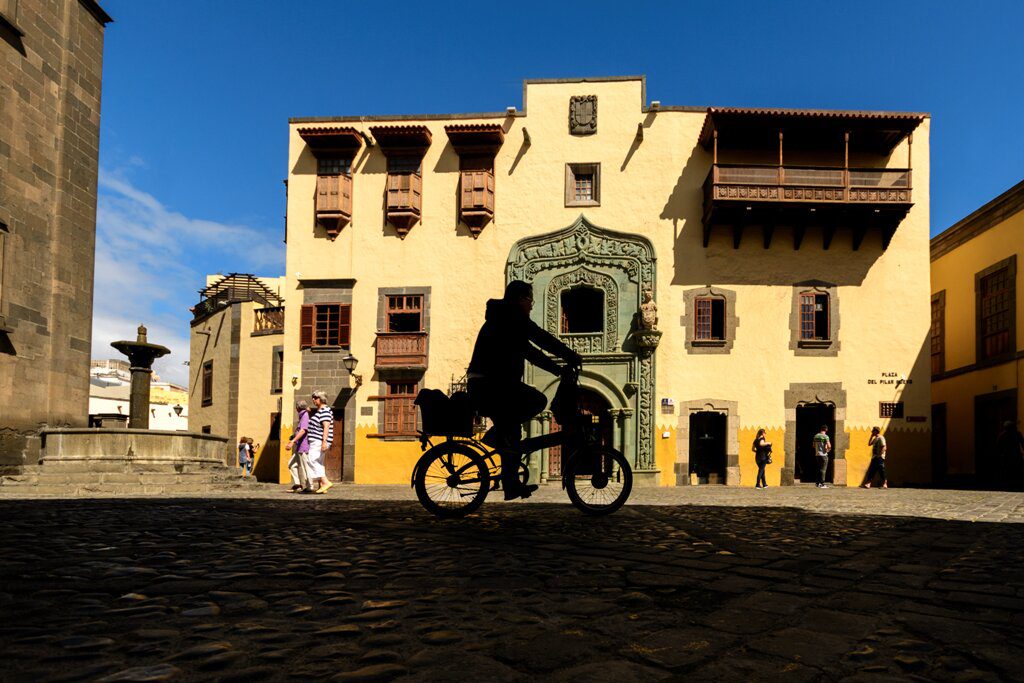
[445,124,504,237]
[371,125,433,238]
[298,127,364,239]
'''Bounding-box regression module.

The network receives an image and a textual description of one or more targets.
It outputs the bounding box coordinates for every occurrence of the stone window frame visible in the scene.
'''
[371,286,431,441]
[674,399,741,485]
[680,286,738,354]
[201,360,213,407]
[565,163,601,207]
[789,282,840,356]
[974,255,1016,364]
[270,345,283,394]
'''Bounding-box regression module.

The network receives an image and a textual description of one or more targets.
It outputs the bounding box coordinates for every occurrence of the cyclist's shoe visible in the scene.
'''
[481,426,504,448]
[503,483,538,501]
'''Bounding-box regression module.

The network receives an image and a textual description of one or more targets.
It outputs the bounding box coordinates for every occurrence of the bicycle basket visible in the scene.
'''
[415,389,475,437]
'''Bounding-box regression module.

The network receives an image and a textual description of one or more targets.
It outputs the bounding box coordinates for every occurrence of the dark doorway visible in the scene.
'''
[548,388,612,477]
[252,412,281,482]
[974,390,1017,487]
[689,411,727,483]
[931,403,947,485]
[795,403,836,483]
[324,407,345,482]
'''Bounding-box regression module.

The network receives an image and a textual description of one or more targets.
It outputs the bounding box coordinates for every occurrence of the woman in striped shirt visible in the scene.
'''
[307,390,335,493]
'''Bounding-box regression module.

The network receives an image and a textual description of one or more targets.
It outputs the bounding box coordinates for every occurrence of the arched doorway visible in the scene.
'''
[547,387,613,477]
[795,402,836,483]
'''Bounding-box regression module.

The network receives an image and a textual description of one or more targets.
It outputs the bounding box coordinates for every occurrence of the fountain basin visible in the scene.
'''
[42,428,230,468]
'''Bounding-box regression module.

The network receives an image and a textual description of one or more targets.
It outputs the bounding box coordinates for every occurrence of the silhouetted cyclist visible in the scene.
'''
[467,280,583,500]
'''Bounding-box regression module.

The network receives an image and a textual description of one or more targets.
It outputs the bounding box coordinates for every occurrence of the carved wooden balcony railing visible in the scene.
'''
[253,306,285,335]
[705,163,911,207]
[702,164,914,249]
[375,331,428,370]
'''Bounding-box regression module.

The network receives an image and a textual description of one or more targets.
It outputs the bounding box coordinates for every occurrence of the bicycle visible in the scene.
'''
[410,370,633,518]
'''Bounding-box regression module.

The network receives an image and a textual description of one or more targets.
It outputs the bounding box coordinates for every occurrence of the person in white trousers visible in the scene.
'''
[307,390,335,494]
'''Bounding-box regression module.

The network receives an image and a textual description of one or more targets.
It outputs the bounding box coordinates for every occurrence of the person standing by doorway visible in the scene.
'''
[307,390,335,494]
[237,437,252,477]
[862,426,888,488]
[284,400,312,493]
[752,428,772,489]
[813,425,831,488]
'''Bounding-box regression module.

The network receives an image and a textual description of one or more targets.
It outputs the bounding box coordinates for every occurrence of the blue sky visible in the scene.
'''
[94,0,1024,384]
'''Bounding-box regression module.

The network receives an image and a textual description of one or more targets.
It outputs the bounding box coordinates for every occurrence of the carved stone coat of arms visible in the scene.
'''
[569,95,597,135]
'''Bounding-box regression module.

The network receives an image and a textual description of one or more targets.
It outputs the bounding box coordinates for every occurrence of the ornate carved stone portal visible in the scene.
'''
[569,95,597,135]
[507,215,658,479]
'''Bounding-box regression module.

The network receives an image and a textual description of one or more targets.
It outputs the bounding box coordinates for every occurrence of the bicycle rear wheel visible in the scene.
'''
[414,442,490,518]
[564,446,632,516]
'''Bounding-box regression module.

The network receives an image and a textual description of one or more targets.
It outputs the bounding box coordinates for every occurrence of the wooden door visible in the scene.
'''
[324,408,345,481]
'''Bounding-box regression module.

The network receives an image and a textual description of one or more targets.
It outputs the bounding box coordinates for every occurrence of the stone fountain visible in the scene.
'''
[0,325,259,495]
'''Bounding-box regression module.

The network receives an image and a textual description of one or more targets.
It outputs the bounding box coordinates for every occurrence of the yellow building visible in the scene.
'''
[930,180,1024,486]
[204,76,933,488]
[188,274,286,477]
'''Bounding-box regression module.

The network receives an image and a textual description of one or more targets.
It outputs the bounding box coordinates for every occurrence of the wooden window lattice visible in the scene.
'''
[382,381,418,436]
[695,297,725,341]
[880,402,904,419]
[980,267,1013,359]
[930,295,944,375]
[201,361,213,406]
[800,293,830,341]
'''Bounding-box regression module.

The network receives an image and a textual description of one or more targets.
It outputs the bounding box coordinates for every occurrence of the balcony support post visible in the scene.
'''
[762,222,774,249]
[823,224,836,251]
[844,131,850,200]
[907,133,913,189]
[778,130,784,185]
[793,215,806,251]
[712,130,718,165]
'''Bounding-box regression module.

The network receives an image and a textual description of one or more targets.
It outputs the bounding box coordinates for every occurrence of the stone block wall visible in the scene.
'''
[0,1,109,467]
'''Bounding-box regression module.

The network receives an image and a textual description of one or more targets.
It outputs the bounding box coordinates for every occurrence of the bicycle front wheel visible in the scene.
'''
[414,442,490,518]
[564,446,632,516]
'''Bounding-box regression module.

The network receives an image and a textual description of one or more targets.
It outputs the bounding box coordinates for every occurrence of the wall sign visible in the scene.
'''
[867,372,913,386]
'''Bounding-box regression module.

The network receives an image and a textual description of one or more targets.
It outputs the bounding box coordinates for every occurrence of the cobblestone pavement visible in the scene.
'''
[2,489,1023,681]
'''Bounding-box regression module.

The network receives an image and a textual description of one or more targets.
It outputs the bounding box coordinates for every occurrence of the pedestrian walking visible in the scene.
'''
[996,421,1024,490]
[237,437,252,477]
[307,390,335,494]
[862,426,888,488]
[752,428,772,489]
[284,400,312,492]
[245,437,257,477]
[813,425,831,488]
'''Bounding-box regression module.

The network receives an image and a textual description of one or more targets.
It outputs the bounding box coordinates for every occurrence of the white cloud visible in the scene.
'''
[92,169,284,386]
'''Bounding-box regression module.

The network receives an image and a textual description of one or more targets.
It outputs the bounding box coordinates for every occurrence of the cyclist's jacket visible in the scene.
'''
[468,298,578,383]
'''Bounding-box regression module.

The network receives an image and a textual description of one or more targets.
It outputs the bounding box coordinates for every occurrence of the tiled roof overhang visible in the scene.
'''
[369,125,432,152]
[699,107,927,153]
[298,127,364,156]
[444,124,505,155]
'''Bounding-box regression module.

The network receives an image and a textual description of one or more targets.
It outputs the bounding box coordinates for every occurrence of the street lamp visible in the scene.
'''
[342,354,362,388]
[173,404,183,417]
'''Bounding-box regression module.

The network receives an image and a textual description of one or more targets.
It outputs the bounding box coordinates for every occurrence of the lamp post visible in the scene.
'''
[342,354,362,388]
[173,404,183,417]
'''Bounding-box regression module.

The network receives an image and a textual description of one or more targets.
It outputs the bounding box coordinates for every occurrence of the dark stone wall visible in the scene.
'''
[0,1,108,467]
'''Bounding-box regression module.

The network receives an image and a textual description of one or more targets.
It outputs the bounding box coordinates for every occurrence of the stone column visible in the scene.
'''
[539,411,551,484]
[607,409,621,451]
[619,408,634,460]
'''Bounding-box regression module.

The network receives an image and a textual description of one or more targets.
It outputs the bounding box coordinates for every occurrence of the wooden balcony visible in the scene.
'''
[702,164,913,249]
[316,174,353,239]
[253,306,285,335]
[375,332,428,370]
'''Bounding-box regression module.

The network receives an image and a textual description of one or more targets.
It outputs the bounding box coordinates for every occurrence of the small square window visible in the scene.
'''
[565,163,600,207]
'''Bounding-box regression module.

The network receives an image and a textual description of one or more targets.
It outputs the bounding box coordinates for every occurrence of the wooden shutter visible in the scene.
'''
[317,175,341,212]
[799,294,815,340]
[300,305,315,348]
[411,171,422,211]
[695,298,712,340]
[340,174,353,217]
[338,304,351,347]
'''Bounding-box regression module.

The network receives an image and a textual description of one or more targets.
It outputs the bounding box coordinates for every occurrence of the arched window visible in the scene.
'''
[560,287,604,333]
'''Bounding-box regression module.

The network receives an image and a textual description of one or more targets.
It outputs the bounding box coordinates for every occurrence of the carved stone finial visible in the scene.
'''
[137,324,148,343]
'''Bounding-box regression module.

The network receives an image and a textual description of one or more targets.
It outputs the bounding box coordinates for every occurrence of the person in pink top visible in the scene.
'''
[284,400,312,493]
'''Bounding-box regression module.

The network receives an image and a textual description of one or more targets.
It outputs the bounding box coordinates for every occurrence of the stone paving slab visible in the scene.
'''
[1,492,1023,681]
